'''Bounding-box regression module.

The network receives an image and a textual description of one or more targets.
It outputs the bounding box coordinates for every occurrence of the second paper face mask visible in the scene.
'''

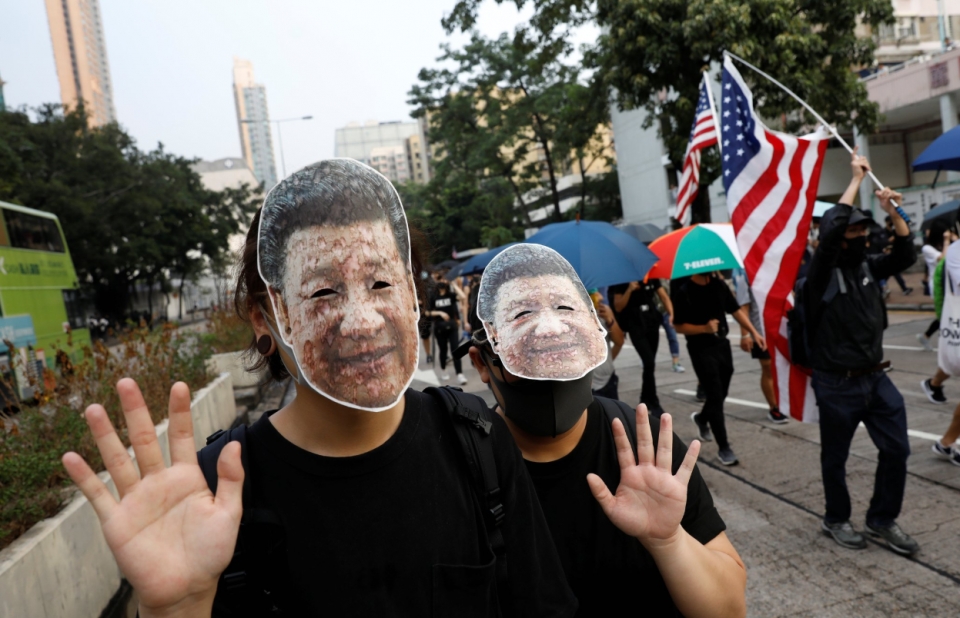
[477,244,607,381]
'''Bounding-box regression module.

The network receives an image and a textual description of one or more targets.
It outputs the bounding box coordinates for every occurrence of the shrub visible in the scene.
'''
[202,307,255,355]
[0,324,215,550]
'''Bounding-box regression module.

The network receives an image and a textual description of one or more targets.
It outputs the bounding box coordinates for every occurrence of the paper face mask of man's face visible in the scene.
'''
[257,159,419,411]
[477,244,607,381]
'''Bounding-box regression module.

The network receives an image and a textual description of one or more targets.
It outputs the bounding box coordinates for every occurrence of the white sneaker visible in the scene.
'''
[672,361,685,373]
[457,373,468,385]
[441,372,450,381]
[917,333,934,352]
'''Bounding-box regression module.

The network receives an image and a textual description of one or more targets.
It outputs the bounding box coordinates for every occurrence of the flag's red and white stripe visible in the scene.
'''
[675,81,719,226]
[723,57,826,422]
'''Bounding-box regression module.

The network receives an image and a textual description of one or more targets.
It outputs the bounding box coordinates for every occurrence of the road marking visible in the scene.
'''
[674,389,768,409]
[883,344,936,351]
[673,389,951,443]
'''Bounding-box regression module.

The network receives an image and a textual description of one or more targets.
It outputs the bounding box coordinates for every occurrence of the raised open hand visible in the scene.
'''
[62,379,243,617]
[587,405,701,547]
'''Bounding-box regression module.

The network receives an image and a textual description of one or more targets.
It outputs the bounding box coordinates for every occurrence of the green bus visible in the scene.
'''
[0,201,90,385]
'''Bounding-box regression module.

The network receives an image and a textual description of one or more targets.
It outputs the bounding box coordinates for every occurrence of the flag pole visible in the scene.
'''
[702,71,722,155]
[724,51,912,223]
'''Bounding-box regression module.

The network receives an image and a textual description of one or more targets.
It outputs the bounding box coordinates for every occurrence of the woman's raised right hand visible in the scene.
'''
[62,378,244,618]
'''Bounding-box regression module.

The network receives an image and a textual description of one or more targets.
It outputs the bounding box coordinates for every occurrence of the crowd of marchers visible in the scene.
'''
[60,154,958,617]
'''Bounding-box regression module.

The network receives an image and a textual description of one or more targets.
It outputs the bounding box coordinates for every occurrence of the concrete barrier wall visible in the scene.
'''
[0,372,236,618]
[207,351,265,390]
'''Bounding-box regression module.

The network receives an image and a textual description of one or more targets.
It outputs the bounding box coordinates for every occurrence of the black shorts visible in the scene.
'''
[751,342,770,360]
[419,320,432,339]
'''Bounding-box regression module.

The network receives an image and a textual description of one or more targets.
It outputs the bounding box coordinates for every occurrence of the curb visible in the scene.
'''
[887,303,936,311]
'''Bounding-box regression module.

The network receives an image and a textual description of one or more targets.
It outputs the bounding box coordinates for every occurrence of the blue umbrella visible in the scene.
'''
[913,125,960,186]
[448,242,519,280]
[523,220,659,289]
[921,199,960,230]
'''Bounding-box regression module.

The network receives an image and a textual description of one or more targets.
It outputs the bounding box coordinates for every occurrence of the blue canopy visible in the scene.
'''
[913,124,960,172]
[523,220,659,290]
[446,242,519,280]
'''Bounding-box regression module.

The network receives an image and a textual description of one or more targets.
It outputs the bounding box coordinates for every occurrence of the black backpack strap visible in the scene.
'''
[424,386,507,585]
[595,396,638,456]
[198,426,293,614]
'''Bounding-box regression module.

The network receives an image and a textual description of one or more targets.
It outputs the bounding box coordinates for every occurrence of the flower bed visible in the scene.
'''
[0,325,214,551]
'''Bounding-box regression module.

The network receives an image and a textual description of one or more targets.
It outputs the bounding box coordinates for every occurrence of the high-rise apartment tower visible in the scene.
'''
[232,58,278,189]
[44,0,117,126]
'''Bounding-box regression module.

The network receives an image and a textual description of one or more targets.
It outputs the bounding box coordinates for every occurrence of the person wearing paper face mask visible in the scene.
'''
[463,244,746,618]
[805,149,919,556]
[61,160,576,618]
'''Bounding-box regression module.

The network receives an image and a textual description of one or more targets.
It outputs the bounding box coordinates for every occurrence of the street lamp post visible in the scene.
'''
[241,115,313,179]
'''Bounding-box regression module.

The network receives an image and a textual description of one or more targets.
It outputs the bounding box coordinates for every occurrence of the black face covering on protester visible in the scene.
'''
[482,350,594,437]
[840,235,868,266]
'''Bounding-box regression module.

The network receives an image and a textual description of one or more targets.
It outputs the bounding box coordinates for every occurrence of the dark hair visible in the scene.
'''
[258,159,410,293]
[476,244,591,325]
[928,220,950,251]
[235,208,430,381]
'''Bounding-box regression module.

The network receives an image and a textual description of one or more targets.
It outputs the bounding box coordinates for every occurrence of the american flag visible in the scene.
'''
[675,75,719,226]
[721,55,828,422]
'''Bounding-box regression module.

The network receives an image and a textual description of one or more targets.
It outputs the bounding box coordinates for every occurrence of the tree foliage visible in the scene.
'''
[0,105,259,319]
[443,0,894,221]
[410,28,616,224]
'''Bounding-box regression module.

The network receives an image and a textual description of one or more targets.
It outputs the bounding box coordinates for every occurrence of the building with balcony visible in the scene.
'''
[233,58,278,190]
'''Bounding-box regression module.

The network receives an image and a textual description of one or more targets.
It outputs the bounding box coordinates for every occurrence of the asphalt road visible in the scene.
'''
[412,311,960,617]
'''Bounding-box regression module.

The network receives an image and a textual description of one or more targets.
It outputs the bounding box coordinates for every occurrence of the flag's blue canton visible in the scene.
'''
[720,68,762,193]
[689,81,713,141]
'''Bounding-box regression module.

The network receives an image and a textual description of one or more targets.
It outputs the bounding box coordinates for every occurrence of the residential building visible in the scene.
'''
[233,58,278,189]
[0,72,5,112]
[860,1,960,64]
[43,0,117,126]
[334,120,421,171]
[406,132,430,183]
[369,145,411,183]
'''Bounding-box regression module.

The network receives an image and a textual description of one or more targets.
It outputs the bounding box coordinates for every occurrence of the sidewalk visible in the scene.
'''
[884,270,936,311]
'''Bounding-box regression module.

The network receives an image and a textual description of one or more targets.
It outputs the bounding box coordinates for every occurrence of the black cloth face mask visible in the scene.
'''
[840,235,867,265]
[480,349,593,437]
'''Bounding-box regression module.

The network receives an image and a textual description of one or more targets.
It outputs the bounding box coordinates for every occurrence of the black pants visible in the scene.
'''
[925,319,940,338]
[811,370,910,526]
[688,341,734,450]
[624,313,661,410]
[434,323,462,374]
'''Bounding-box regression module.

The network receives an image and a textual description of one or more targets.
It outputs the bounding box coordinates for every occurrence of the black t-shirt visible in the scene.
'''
[671,276,741,350]
[430,289,460,325]
[210,390,576,617]
[525,400,726,617]
[609,280,661,328]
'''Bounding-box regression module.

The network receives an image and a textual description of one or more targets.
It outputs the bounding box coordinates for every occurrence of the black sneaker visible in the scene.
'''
[921,379,947,404]
[426,355,434,365]
[865,521,919,556]
[695,384,706,402]
[821,520,867,550]
[767,408,789,424]
[690,412,713,442]
[717,448,738,465]
[903,287,914,296]
[932,442,960,466]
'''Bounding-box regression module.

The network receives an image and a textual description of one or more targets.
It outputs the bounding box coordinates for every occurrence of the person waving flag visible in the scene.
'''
[675,74,720,226]
[721,54,828,422]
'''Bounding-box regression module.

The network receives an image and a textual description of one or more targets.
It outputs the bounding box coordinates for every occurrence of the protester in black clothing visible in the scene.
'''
[429,277,468,384]
[62,160,576,617]
[609,279,674,412]
[672,273,766,466]
[805,150,919,556]
[465,244,747,618]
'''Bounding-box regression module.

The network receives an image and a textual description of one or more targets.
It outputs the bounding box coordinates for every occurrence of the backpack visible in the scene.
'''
[197,386,506,615]
[787,261,882,369]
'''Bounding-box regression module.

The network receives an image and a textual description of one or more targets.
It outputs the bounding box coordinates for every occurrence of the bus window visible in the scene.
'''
[4,210,65,253]
[62,290,85,330]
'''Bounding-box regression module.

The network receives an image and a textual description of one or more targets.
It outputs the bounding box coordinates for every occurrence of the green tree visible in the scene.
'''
[443,0,894,222]
[0,105,258,320]
[410,29,599,223]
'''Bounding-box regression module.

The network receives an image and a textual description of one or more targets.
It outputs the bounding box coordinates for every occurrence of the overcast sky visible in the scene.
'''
[0,0,597,177]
